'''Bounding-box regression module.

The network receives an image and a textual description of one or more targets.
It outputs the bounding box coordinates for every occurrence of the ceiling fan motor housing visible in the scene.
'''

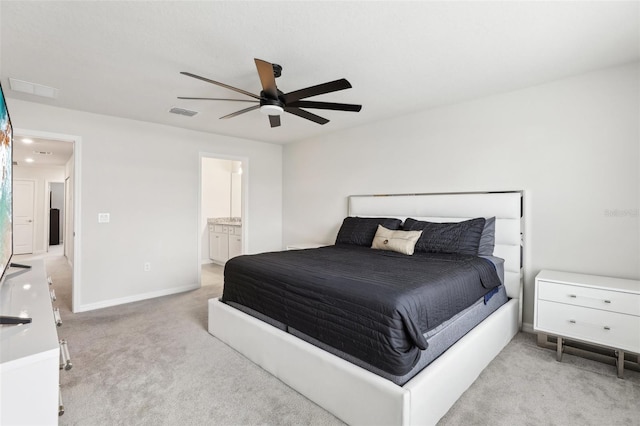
[259,95,285,115]
[259,92,285,108]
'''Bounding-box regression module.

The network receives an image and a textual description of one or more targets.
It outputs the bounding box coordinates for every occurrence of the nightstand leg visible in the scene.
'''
[616,350,624,379]
[536,333,548,347]
[556,337,563,362]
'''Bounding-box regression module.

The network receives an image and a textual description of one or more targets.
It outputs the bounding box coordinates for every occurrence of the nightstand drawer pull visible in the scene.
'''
[567,295,621,307]
[569,320,613,330]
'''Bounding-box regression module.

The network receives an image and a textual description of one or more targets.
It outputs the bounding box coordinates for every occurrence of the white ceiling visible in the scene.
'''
[1,1,638,145]
[12,135,73,168]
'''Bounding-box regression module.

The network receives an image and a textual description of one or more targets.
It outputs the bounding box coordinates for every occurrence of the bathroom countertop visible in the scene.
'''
[207,218,242,226]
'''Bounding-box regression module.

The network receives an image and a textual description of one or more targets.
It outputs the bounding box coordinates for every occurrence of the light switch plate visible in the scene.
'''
[98,213,110,223]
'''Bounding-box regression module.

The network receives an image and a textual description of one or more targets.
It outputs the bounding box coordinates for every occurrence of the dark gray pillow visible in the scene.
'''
[403,217,486,255]
[335,217,402,247]
[478,217,496,256]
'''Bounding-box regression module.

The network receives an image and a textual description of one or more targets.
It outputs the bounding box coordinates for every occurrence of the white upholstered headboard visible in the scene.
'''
[348,191,524,324]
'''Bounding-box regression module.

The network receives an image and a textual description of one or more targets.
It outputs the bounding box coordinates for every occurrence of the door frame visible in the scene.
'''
[64,176,71,260]
[198,152,249,286]
[15,127,82,313]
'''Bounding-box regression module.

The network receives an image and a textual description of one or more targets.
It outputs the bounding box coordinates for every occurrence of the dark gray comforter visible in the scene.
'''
[221,245,501,375]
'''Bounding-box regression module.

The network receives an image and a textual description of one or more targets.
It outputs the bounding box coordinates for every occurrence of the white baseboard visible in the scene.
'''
[75,283,199,313]
[200,258,214,265]
[522,322,535,334]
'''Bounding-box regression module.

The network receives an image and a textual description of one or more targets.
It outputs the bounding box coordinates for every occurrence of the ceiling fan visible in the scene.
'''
[178,58,362,128]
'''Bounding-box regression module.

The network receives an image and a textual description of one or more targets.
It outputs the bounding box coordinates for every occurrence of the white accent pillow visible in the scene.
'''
[371,225,423,255]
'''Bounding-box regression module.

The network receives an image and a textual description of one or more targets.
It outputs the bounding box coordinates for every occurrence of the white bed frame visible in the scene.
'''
[209,191,523,425]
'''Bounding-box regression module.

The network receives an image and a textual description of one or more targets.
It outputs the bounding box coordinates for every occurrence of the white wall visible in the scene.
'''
[283,62,640,328]
[231,168,242,218]
[13,165,65,253]
[200,157,234,262]
[202,158,232,218]
[8,99,282,311]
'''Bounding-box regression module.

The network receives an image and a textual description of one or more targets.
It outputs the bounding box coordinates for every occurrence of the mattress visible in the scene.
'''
[221,245,503,376]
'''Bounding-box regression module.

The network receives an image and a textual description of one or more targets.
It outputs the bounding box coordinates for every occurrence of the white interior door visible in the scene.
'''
[13,180,35,254]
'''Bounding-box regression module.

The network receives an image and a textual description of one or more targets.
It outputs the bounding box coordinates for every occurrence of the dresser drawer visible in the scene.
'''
[537,280,640,316]
[536,300,640,353]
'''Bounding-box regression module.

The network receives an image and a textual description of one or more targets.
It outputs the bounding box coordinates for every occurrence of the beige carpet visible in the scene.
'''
[27,250,640,425]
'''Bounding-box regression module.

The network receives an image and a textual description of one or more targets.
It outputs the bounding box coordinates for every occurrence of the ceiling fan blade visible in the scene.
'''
[178,97,258,103]
[254,59,278,99]
[283,79,352,103]
[220,105,260,119]
[180,71,260,100]
[287,100,361,112]
[268,115,281,128]
[284,107,329,125]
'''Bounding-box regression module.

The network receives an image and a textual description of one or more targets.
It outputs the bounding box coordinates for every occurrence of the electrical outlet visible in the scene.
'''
[144,262,151,272]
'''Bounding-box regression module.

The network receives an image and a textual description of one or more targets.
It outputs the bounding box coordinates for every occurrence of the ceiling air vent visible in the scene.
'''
[9,78,59,99]
[169,107,198,117]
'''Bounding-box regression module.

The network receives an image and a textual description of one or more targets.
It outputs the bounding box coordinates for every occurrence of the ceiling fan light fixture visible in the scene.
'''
[259,104,284,115]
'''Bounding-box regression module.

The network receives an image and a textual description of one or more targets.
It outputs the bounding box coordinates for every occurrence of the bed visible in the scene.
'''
[208,191,523,425]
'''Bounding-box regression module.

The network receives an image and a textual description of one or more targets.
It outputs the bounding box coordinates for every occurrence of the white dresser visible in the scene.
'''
[0,260,60,425]
[534,269,640,377]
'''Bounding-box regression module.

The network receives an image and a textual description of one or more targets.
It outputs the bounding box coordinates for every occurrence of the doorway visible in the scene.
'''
[48,181,64,250]
[12,128,80,312]
[199,154,247,289]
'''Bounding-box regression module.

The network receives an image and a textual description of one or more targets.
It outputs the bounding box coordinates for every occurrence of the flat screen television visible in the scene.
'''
[0,82,13,282]
[0,82,32,325]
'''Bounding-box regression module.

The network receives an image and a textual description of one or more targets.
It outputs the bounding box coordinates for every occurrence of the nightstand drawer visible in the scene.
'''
[537,300,640,352]
[538,280,640,316]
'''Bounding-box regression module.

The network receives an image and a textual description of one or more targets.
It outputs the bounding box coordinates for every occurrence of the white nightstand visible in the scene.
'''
[286,243,327,250]
[534,270,640,378]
